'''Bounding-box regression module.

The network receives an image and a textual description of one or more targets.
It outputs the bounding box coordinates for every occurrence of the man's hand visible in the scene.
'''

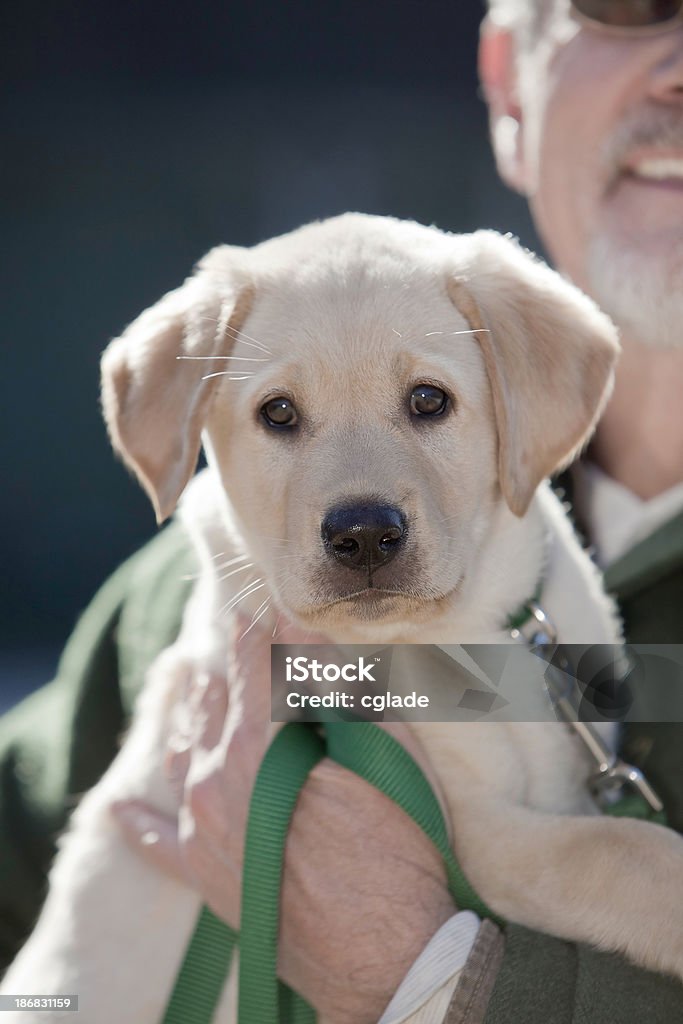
[111,617,455,1024]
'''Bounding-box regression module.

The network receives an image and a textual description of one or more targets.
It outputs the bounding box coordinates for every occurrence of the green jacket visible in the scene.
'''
[1,511,682,1022]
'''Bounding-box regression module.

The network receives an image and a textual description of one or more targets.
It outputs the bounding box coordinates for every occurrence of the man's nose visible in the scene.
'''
[321,502,407,570]
[647,30,683,103]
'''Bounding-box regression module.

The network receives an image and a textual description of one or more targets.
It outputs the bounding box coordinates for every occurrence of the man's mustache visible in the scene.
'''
[603,104,683,180]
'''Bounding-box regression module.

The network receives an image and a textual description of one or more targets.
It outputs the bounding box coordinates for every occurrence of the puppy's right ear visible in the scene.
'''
[101,249,253,524]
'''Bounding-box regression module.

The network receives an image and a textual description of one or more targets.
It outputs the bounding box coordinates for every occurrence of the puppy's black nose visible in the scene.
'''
[321,503,407,570]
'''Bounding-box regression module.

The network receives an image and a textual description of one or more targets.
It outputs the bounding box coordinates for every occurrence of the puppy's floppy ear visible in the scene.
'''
[448,231,620,517]
[101,248,253,524]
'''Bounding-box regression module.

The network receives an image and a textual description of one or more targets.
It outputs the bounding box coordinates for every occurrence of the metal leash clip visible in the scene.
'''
[588,752,664,814]
[512,601,664,816]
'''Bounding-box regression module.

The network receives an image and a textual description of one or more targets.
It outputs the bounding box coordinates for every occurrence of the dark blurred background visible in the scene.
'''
[1,0,539,713]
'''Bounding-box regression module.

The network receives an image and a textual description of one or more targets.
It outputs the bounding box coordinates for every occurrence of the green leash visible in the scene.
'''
[162,906,237,1024]
[238,724,324,1024]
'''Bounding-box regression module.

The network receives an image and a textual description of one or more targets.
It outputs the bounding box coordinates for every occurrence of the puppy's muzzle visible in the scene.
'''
[321,502,407,571]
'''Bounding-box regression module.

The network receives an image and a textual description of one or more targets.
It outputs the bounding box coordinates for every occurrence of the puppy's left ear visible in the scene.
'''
[101,248,253,523]
[448,232,620,517]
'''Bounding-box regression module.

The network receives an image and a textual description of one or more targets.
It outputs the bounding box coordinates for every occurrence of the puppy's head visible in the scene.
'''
[102,215,619,634]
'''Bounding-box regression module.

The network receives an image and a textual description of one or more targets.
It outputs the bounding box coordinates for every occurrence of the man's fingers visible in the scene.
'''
[110,799,191,886]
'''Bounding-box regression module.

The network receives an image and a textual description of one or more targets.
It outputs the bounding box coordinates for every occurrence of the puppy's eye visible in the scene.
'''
[409,384,448,417]
[261,396,298,428]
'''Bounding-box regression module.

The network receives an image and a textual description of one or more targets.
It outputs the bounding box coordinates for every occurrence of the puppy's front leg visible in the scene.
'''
[0,653,235,1023]
[452,791,683,981]
[1,791,203,1023]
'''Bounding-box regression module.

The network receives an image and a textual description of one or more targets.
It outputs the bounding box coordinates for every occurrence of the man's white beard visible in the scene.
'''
[586,234,683,349]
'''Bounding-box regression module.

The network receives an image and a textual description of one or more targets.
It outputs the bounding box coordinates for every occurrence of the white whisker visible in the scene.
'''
[231,336,272,356]
[450,328,490,335]
[213,553,249,571]
[181,549,239,580]
[239,599,271,641]
[200,372,255,381]
[221,582,266,618]
[176,355,269,363]
[391,328,402,338]
[216,562,255,584]
[249,595,271,618]
[198,316,273,355]
[271,621,321,643]
[223,321,273,355]
[227,575,263,600]
[424,328,490,337]
[216,578,264,617]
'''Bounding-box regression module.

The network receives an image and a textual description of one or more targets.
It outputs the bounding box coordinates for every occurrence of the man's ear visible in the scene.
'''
[101,248,253,524]
[448,231,620,517]
[478,18,527,195]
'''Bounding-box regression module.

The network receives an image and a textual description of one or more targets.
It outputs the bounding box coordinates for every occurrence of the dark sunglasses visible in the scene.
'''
[572,0,683,32]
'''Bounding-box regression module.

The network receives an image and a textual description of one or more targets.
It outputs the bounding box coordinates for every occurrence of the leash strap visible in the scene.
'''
[237,724,325,1024]
[162,905,237,1024]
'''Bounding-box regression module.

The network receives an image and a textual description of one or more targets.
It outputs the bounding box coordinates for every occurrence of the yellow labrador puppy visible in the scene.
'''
[3,215,682,1022]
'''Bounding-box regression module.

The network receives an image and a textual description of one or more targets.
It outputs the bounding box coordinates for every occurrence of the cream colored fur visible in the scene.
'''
[3,215,682,1022]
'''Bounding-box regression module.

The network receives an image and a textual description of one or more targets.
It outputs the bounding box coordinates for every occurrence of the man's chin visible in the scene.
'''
[587,231,683,349]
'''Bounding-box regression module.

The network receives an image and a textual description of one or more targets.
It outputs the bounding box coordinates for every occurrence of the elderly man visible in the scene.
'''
[1,1,682,1022]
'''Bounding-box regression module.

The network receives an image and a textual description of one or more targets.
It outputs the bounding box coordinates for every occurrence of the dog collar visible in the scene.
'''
[505,583,546,639]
